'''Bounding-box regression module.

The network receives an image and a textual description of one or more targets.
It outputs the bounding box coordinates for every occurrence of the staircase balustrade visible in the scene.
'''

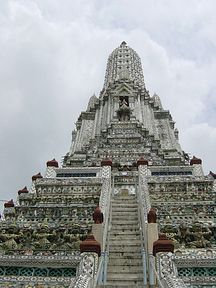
[93,173,113,286]
[136,176,149,287]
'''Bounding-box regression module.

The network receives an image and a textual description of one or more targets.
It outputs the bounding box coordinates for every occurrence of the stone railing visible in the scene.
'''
[156,249,216,287]
[156,252,188,288]
[96,164,112,285]
[138,164,151,221]
[137,163,151,287]
[99,165,112,251]
[73,252,99,288]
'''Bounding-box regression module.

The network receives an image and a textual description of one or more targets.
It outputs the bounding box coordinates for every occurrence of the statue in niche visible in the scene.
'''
[117,97,131,121]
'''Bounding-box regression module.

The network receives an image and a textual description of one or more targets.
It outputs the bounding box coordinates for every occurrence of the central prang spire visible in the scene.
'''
[65,42,185,168]
[103,41,145,88]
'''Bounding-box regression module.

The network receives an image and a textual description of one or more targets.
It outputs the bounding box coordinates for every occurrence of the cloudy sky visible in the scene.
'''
[0,0,216,212]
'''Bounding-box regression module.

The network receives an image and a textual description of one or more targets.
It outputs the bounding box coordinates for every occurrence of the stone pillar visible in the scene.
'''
[147,209,158,253]
[76,243,99,288]
[77,120,85,151]
[92,108,99,138]
[153,234,174,288]
[147,209,158,288]
[73,126,81,152]
[45,159,58,178]
[113,98,119,120]
[92,206,103,247]
[137,157,150,212]
[18,186,29,196]
[209,171,216,192]
[153,234,174,257]
[80,234,101,256]
[137,94,143,123]
[3,199,15,220]
[190,156,204,176]
[107,96,111,125]
[30,172,43,194]
[96,103,103,136]
[69,130,77,154]
[102,100,108,130]
[100,158,112,214]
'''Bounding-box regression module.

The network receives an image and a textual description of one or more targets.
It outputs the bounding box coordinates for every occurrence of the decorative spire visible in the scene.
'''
[104,42,145,88]
[86,94,98,111]
[120,41,127,47]
[152,93,162,109]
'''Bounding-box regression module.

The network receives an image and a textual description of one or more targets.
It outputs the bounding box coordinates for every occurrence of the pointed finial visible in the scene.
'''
[120,41,127,47]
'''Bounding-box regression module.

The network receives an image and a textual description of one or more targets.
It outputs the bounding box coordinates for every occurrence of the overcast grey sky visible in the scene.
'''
[0,0,216,213]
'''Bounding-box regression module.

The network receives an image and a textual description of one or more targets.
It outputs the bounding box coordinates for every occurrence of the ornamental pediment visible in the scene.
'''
[113,82,133,96]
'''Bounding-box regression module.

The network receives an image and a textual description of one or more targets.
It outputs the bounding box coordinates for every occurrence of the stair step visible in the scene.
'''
[111,215,138,219]
[111,230,140,236]
[111,220,139,225]
[112,200,137,204]
[112,208,138,213]
[107,265,143,273]
[113,196,136,200]
[109,252,142,259]
[111,212,138,216]
[96,281,143,288]
[107,273,143,281]
[112,203,137,208]
[111,218,138,222]
[110,229,140,234]
[112,225,140,230]
[110,236,140,241]
[109,246,141,253]
[109,240,141,246]
[107,258,142,266]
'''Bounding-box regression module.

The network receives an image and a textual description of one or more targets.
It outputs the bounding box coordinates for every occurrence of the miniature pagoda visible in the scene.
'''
[0,42,215,288]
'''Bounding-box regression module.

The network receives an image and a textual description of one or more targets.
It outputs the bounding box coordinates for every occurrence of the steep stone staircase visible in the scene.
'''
[104,193,144,287]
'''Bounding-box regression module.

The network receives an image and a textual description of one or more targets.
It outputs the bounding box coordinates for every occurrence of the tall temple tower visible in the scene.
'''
[64,41,183,168]
[0,42,215,288]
